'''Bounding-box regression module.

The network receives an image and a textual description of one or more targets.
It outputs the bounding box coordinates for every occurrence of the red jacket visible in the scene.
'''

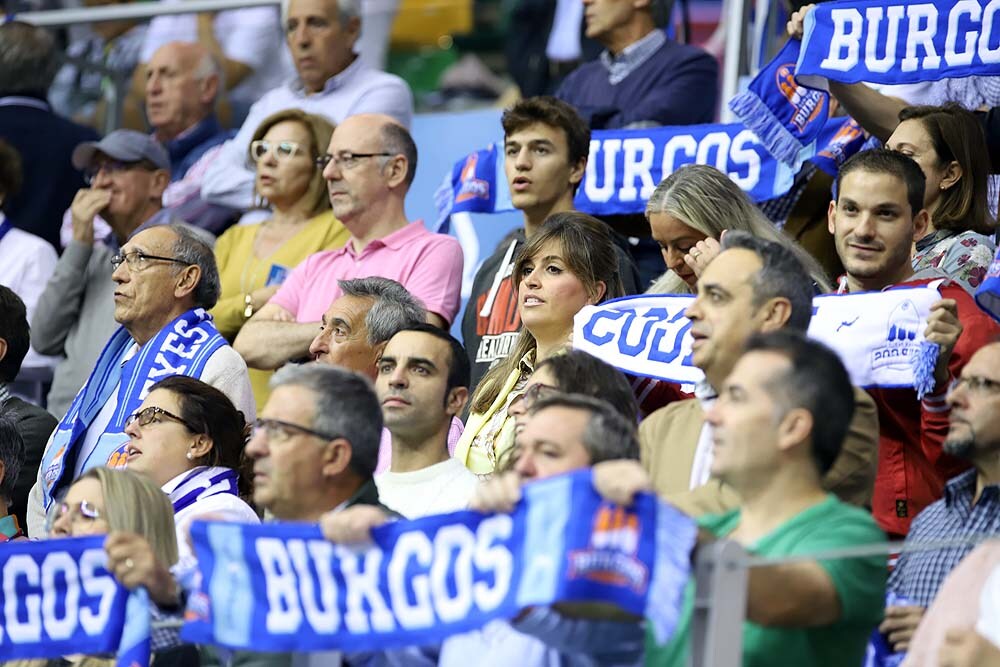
[862,279,1000,536]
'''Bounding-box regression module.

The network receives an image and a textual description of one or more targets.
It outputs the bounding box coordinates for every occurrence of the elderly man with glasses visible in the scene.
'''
[233,113,463,372]
[197,362,395,667]
[31,130,195,420]
[26,223,254,538]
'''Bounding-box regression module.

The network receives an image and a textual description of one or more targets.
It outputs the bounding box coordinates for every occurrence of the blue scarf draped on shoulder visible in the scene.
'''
[40,308,226,510]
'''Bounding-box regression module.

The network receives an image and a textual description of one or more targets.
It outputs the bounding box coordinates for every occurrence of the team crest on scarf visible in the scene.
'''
[568,504,647,593]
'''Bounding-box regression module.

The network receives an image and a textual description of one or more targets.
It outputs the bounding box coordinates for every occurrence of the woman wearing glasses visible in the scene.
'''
[454,212,625,476]
[46,467,196,663]
[121,375,258,568]
[210,109,349,409]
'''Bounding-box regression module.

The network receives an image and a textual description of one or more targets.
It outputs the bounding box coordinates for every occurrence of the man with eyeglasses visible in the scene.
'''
[31,130,183,420]
[26,223,253,538]
[234,113,463,372]
[874,341,1000,657]
[198,362,393,666]
[200,0,413,212]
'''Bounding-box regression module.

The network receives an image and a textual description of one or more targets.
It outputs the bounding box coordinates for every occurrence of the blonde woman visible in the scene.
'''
[42,468,185,664]
[210,109,350,409]
[646,164,832,294]
[455,212,625,475]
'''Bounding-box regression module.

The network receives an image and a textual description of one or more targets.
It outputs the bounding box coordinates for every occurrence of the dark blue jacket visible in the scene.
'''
[0,96,100,251]
[556,39,719,130]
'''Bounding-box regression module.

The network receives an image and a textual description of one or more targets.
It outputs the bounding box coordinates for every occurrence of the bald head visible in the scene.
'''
[145,41,220,142]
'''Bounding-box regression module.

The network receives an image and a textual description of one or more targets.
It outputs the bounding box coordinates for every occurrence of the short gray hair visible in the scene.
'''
[169,224,221,309]
[338,277,425,345]
[378,122,418,189]
[0,22,59,93]
[531,393,639,464]
[281,0,360,27]
[270,363,382,479]
[720,231,814,333]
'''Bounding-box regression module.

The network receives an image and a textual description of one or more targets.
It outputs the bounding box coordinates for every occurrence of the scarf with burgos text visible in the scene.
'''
[40,309,226,511]
[572,286,943,395]
[796,0,1000,87]
[0,535,151,666]
[182,470,697,652]
[434,123,801,230]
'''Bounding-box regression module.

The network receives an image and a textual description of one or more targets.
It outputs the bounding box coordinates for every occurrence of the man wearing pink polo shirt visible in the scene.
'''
[234,113,464,371]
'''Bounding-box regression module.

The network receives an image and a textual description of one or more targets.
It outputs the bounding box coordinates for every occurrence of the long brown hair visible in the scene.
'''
[897,104,996,235]
[470,212,624,414]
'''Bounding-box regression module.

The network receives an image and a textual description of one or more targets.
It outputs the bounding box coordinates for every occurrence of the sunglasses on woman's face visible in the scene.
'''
[250,140,305,162]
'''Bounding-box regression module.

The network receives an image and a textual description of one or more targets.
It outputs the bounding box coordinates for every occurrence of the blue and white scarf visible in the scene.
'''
[182,470,697,652]
[797,0,1000,87]
[573,287,943,392]
[0,535,150,666]
[435,123,800,229]
[40,308,226,510]
[730,39,831,167]
[169,466,240,515]
[975,245,1000,323]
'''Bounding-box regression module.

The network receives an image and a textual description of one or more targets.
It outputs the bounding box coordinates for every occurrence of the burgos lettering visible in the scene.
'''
[818,1,1000,74]
[582,128,763,204]
[776,63,825,132]
[255,514,514,636]
[872,300,921,370]
[0,548,118,646]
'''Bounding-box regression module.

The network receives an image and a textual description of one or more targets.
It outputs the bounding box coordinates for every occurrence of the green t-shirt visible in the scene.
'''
[646,495,886,667]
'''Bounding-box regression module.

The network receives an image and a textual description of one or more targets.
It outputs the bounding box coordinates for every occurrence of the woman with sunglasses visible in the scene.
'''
[121,375,258,568]
[210,109,349,409]
[454,212,625,476]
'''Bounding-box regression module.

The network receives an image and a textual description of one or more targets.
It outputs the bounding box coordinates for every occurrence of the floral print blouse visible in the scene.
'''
[912,229,996,292]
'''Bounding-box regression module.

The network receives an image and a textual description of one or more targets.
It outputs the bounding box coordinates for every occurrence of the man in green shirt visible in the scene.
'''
[597,322,887,666]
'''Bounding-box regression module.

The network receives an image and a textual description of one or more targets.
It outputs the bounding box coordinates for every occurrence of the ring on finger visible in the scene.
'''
[690,249,702,258]
[124,558,134,570]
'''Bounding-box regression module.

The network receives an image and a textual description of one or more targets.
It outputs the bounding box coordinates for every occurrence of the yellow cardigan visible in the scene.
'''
[210,210,350,410]
[454,352,534,475]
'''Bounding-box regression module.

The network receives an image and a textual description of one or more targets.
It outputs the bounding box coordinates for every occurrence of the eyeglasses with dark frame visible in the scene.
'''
[313,151,394,170]
[253,417,341,443]
[509,382,559,417]
[125,406,200,432]
[111,250,192,272]
[83,159,156,185]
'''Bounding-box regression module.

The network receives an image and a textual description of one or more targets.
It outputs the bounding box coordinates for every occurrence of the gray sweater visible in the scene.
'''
[31,239,118,419]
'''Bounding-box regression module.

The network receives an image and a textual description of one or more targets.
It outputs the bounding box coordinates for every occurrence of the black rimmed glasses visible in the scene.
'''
[125,406,199,432]
[253,418,341,443]
[313,151,394,170]
[250,140,305,162]
[110,250,192,272]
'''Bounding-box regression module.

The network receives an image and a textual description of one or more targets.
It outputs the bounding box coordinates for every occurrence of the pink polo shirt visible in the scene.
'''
[269,220,464,324]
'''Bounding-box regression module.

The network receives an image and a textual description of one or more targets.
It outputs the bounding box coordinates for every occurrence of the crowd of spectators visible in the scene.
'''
[1,0,1000,664]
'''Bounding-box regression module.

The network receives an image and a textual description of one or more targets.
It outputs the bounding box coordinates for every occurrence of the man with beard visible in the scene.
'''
[879,341,1000,654]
